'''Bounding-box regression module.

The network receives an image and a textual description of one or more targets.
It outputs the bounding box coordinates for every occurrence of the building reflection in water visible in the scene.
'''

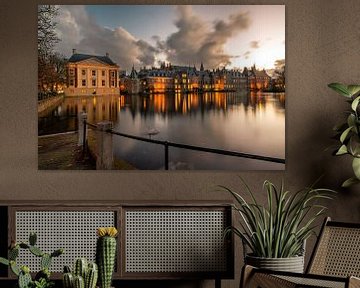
[39,91,285,136]
[38,91,285,169]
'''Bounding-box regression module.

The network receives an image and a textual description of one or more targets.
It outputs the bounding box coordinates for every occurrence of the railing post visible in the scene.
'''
[78,112,87,147]
[96,121,113,170]
[164,141,169,170]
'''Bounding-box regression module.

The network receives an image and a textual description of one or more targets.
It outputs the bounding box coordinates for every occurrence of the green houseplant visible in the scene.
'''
[328,83,360,187]
[0,232,63,288]
[221,179,334,272]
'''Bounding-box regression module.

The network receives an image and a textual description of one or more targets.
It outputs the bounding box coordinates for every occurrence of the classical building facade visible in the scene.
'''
[64,50,120,96]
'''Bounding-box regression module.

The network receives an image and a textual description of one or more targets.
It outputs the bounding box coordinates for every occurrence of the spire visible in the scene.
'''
[129,64,137,79]
[200,62,204,71]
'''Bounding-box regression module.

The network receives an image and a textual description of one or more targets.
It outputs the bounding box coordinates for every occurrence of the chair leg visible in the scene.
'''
[240,265,255,288]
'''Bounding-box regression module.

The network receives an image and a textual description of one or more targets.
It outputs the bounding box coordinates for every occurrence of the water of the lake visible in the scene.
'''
[39,91,285,170]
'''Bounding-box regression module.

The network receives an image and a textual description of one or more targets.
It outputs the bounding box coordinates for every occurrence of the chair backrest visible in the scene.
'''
[307,217,360,277]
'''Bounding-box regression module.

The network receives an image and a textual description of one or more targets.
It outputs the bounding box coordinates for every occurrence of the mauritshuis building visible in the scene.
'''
[64,50,272,96]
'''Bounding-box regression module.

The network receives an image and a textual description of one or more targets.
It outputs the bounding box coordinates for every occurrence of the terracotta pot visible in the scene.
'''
[245,254,304,273]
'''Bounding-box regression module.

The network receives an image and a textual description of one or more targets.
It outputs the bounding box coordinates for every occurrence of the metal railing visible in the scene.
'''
[83,120,285,170]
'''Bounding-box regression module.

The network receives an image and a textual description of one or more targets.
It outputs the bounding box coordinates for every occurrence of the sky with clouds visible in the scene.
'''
[54,5,285,72]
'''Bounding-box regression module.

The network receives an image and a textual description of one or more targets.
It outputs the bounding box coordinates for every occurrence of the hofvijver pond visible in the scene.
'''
[38,91,285,170]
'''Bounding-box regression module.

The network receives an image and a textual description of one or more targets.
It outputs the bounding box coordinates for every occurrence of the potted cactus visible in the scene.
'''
[62,258,98,288]
[96,227,118,288]
[0,232,63,288]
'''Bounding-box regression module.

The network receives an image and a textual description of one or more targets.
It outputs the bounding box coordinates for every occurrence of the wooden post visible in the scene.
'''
[78,112,87,146]
[96,121,113,170]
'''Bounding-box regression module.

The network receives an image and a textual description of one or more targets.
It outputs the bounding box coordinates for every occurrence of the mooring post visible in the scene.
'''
[164,141,169,170]
[96,121,113,170]
[78,112,87,147]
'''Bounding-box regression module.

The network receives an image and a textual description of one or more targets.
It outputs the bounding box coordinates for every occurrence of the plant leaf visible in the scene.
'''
[342,177,360,188]
[351,96,360,111]
[336,145,348,155]
[352,157,360,179]
[347,85,360,97]
[328,83,351,97]
[340,127,353,143]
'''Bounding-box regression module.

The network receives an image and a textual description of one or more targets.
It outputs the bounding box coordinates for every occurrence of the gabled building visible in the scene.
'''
[123,65,140,94]
[64,50,120,96]
[247,65,271,91]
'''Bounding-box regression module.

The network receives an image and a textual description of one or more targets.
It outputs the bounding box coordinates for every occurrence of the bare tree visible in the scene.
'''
[38,5,62,95]
[38,5,59,58]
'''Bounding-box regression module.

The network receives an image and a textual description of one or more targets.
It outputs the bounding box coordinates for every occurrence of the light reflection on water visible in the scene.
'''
[38,91,285,170]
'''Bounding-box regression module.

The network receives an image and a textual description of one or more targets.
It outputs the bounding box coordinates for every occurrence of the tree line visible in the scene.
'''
[38,5,67,100]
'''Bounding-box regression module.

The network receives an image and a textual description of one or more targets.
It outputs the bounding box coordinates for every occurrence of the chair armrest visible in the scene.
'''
[240,265,349,288]
[349,276,360,288]
[240,265,296,288]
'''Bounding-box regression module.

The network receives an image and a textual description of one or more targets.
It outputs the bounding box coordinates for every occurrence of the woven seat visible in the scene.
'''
[241,217,360,288]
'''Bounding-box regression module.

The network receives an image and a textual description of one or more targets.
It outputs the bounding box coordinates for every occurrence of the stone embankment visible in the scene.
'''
[38,94,64,116]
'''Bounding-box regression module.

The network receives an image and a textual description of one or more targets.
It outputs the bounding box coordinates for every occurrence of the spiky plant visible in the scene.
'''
[221,179,335,258]
[0,232,63,288]
[96,227,118,288]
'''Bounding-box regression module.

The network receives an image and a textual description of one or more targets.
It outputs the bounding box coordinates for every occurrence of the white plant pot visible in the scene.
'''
[245,254,305,273]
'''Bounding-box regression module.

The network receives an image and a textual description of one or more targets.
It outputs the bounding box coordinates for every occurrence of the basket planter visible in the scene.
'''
[245,254,305,273]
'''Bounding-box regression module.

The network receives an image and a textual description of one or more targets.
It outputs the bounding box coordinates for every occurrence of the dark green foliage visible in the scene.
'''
[73,275,85,288]
[85,263,98,288]
[29,246,44,257]
[0,257,9,266]
[50,248,63,258]
[0,232,63,288]
[63,272,74,288]
[63,265,72,273]
[328,83,360,187]
[29,233,37,246]
[96,236,116,288]
[10,260,20,276]
[18,271,32,288]
[74,258,87,279]
[63,259,98,288]
[40,254,52,270]
[221,178,335,258]
[19,243,30,249]
[35,268,50,281]
[9,247,19,260]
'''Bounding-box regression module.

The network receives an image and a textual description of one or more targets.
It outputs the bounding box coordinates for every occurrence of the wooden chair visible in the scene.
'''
[241,217,360,288]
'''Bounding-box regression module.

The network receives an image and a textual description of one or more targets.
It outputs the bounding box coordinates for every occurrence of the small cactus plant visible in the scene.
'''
[62,259,98,288]
[96,227,118,288]
[0,232,63,288]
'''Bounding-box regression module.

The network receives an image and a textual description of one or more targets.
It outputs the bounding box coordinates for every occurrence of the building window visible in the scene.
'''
[111,71,115,77]
[111,80,115,87]
[102,70,105,76]
[102,80,105,86]
[92,70,96,76]
[69,69,74,76]
[82,79,86,86]
[70,79,74,86]
[92,79,96,86]
[82,70,86,76]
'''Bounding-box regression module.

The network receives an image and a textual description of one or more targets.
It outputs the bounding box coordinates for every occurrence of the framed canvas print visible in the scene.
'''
[38,5,285,170]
